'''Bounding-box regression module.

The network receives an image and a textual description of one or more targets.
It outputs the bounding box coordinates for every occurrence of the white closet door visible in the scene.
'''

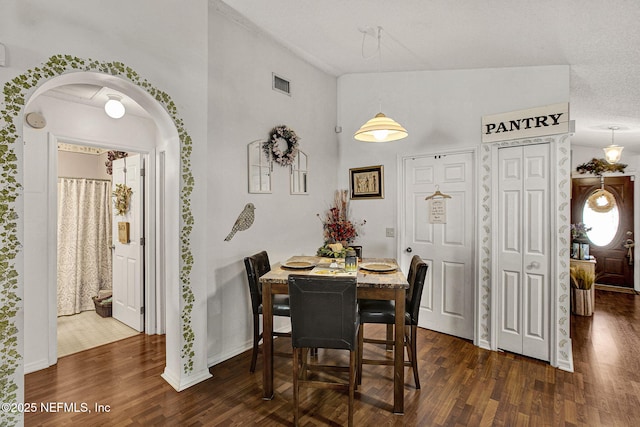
[497,144,550,361]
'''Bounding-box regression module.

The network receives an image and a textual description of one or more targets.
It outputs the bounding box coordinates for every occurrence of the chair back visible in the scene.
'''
[243,251,271,315]
[406,255,429,324]
[288,275,358,351]
[350,245,363,259]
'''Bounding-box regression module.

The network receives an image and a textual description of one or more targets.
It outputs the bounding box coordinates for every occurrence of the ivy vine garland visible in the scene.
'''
[263,125,299,166]
[0,53,197,394]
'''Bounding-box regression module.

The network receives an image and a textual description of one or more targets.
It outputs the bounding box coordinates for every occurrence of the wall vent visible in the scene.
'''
[272,73,291,96]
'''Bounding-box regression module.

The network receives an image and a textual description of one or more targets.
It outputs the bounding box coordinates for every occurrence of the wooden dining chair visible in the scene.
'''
[288,275,359,427]
[357,255,428,389]
[350,245,362,259]
[243,250,291,373]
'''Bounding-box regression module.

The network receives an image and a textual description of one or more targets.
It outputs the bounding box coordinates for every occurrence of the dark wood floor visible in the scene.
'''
[25,290,640,426]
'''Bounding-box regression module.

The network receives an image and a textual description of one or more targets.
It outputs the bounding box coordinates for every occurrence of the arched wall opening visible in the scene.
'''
[0,56,200,422]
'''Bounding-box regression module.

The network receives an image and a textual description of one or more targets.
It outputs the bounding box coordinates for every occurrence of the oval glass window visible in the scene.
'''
[582,194,619,246]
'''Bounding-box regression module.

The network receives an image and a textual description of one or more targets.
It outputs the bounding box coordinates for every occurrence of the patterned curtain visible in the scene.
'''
[57,178,113,316]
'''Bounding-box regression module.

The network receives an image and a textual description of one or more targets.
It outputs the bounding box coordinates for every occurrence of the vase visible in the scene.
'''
[571,287,595,316]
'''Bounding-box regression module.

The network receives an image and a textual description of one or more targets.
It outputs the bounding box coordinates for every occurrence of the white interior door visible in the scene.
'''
[112,155,144,332]
[497,144,549,361]
[402,152,474,340]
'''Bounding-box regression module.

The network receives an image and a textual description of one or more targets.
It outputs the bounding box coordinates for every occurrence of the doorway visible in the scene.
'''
[55,143,145,356]
[571,176,635,289]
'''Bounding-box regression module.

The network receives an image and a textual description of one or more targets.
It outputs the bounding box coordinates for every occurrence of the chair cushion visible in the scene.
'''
[258,294,290,317]
[359,299,395,324]
[359,299,414,325]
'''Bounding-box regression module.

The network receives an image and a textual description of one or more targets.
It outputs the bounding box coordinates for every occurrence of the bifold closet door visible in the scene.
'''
[497,144,550,361]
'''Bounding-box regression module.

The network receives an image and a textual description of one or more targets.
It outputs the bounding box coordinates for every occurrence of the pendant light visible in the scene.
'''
[354,27,408,142]
[105,94,125,119]
[603,126,623,164]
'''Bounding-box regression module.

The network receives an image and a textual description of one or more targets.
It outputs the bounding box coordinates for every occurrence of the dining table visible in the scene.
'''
[259,255,410,414]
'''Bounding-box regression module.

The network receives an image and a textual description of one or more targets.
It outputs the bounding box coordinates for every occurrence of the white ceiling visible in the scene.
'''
[219,0,640,152]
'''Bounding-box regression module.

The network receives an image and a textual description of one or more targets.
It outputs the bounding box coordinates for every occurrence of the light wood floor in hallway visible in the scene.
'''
[26,290,640,426]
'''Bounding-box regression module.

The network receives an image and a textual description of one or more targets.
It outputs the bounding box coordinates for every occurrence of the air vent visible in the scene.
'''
[272,73,291,96]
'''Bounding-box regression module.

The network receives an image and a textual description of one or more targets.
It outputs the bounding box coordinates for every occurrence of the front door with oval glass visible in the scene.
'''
[571,176,634,288]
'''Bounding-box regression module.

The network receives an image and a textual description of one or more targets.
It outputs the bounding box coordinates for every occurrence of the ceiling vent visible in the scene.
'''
[272,73,291,96]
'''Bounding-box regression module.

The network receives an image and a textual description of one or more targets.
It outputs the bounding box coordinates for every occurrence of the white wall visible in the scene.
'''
[337,66,571,257]
[206,6,339,364]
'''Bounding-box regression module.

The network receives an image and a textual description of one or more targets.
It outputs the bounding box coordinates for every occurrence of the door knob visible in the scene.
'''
[526,261,540,270]
[406,247,412,253]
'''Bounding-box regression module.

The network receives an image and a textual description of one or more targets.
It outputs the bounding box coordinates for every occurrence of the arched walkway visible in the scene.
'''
[0,55,198,425]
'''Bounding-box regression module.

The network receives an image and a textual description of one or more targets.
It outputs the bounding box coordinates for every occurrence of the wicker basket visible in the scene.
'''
[92,295,113,318]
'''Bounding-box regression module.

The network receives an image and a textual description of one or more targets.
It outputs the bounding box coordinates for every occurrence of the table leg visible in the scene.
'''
[262,282,274,400]
[393,288,405,414]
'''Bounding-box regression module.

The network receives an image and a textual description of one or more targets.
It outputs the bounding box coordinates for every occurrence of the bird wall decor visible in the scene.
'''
[224,203,256,241]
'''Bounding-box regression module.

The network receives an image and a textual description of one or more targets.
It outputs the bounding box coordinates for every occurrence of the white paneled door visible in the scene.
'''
[112,155,144,332]
[402,152,474,340]
[497,144,550,361]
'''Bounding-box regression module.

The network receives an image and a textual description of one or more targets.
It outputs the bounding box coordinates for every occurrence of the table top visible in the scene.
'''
[260,256,409,289]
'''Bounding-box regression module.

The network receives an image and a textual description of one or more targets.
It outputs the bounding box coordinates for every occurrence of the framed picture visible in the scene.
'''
[350,165,384,199]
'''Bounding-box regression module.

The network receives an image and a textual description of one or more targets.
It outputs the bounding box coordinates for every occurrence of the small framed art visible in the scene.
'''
[350,165,384,199]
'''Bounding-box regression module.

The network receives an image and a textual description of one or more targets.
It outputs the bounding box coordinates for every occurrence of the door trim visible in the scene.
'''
[48,134,160,361]
[480,135,572,372]
[396,147,478,342]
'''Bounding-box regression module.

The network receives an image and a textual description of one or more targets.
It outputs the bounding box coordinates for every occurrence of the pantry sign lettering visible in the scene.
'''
[482,103,569,143]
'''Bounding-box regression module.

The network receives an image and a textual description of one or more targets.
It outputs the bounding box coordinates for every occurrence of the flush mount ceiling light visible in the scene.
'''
[104,94,125,119]
[354,26,408,142]
[603,126,623,164]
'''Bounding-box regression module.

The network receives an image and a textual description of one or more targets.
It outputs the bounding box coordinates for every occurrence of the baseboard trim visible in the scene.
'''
[595,284,638,294]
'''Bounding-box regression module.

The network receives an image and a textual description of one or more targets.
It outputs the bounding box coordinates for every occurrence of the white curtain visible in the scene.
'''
[57,178,113,316]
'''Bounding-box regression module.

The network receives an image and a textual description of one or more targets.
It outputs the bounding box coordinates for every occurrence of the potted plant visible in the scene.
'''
[570,266,595,316]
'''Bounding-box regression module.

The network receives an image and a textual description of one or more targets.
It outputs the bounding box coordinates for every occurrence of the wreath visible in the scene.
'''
[587,189,616,213]
[113,184,133,216]
[263,125,299,166]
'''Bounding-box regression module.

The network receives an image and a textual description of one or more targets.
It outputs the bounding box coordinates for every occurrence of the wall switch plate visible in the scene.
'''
[386,228,395,237]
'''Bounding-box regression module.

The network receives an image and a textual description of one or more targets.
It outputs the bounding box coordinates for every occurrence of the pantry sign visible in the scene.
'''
[482,102,569,143]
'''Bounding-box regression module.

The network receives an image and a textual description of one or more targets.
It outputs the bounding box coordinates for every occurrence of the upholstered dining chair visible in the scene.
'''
[243,250,291,373]
[288,275,359,427]
[357,255,428,389]
[350,245,363,260]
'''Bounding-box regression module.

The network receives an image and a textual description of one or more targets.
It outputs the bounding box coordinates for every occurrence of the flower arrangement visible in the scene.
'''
[570,266,595,290]
[576,158,626,176]
[113,184,133,216]
[317,242,348,258]
[571,222,592,240]
[105,150,128,175]
[263,125,299,166]
[317,190,366,257]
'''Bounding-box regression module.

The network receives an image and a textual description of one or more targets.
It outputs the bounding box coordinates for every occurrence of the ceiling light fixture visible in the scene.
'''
[603,126,623,164]
[104,94,125,119]
[354,27,408,142]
